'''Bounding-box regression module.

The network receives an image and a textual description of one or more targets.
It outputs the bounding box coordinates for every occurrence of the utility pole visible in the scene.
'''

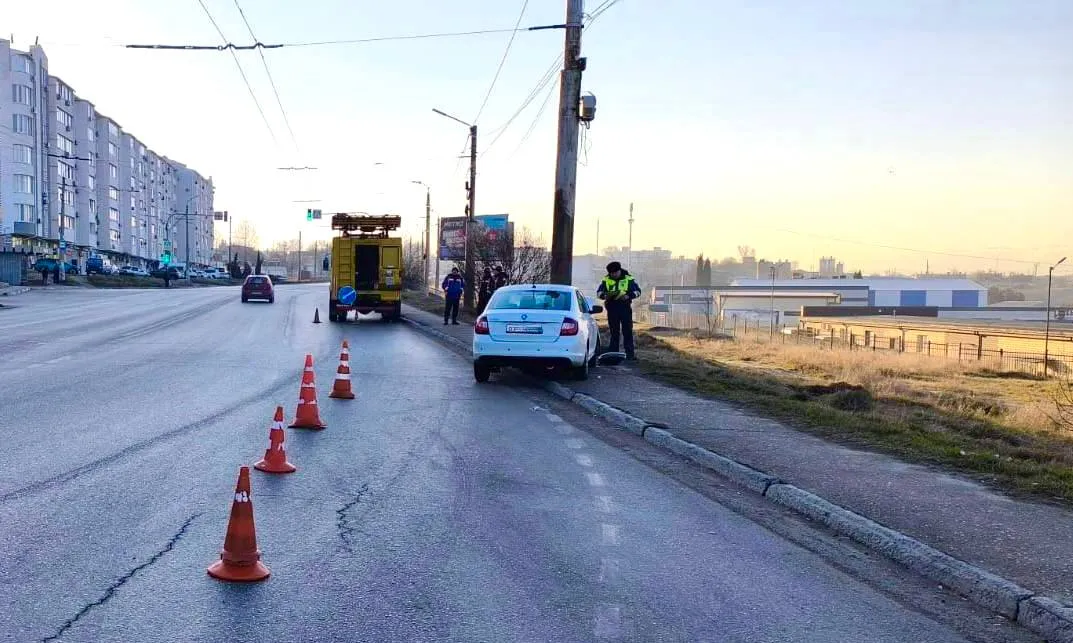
[59,177,68,282]
[298,230,303,283]
[412,181,431,290]
[596,217,600,256]
[1045,257,1067,377]
[627,202,634,269]
[435,217,442,290]
[431,109,477,307]
[769,265,777,337]
[549,0,586,285]
[184,202,191,280]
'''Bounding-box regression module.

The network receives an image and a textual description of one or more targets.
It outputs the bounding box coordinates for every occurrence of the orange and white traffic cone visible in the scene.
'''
[207,466,271,582]
[289,354,326,430]
[254,406,297,473]
[329,340,355,400]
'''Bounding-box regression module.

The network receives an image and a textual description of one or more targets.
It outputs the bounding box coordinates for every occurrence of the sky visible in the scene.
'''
[7,0,1073,274]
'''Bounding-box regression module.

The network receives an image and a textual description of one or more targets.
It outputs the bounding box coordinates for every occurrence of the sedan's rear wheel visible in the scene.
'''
[474,362,492,383]
[570,358,590,381]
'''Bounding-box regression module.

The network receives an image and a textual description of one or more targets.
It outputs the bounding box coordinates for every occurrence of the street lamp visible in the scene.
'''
[1045,256,1067,377]
[433,107,477,309]
[412,180,431,291]
[769,265,777,338]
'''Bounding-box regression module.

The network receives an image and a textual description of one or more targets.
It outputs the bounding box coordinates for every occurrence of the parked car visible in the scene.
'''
[241,274,274,303]
[202,267,227,280]
[119,266,149,277]
[472,284,603,382]
[150,266,182,280]
[87,256,118,274]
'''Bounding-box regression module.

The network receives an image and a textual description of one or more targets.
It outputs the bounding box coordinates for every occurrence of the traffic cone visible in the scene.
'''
[207,466,271,582]
[289,354,326,429]
[329,341,355,400]
[313,308,321,324]
[254,406,297,473]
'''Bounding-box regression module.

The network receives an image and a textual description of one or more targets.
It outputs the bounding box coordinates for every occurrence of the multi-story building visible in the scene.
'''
[1,40,49,252]
[2,38,214,274]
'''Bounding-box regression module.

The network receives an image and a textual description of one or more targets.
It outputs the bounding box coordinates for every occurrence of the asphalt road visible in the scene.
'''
[0,285,994,642]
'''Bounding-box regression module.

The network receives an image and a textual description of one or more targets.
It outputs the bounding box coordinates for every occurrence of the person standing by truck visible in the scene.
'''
[442,267,465,325]
[596,261,642,361]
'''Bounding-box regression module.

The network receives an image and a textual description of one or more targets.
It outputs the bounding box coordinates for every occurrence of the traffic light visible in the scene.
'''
[306,208,313,221]
[161,250,172,265]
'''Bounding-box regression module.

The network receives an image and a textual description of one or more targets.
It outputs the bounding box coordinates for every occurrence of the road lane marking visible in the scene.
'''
[594,603,624,640]
[597,557,621,583]
[545,413,563,423]
[594,495,615,513]
[586,472,605,487]
[555,423,574,435]
[566,438,585,449]
[601,523,621,546]
[575,454,593,467]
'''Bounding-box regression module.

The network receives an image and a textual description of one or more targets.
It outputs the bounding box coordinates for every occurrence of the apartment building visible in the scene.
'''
[1,38,214,273]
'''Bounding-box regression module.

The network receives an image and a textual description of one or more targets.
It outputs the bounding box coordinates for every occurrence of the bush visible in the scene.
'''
[827,388,875,412]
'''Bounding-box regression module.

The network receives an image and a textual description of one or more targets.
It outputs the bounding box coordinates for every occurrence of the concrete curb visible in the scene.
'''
[0,286,31,297]
[404,312,1073,641]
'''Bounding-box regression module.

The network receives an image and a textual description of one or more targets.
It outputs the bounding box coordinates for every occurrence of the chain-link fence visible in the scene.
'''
[636,306,1073,378]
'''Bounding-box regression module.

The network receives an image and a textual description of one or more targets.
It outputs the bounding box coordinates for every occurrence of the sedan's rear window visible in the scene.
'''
[489,289,571,311]
[247,276,268,284]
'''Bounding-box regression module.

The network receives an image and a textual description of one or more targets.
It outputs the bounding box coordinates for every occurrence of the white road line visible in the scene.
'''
[575,454,594,467]
[594,495,615,513]
[566,438,585,449]
[586,472,606,487]
[545,413,563,423]
[601,523,621,546]
[594,603,624,640]
[597,557,621,583]
[555,424,574,435]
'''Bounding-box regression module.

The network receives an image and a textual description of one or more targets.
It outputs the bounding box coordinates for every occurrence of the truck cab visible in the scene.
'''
[328,214,403,322]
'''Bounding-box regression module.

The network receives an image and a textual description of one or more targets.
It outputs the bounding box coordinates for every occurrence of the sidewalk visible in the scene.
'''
[403,304,1073,609]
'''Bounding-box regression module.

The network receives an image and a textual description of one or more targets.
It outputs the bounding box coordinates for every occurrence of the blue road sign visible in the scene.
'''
[338,286,357,306]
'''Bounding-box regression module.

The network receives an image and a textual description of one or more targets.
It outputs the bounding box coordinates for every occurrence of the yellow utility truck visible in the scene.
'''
[328,214,403,322]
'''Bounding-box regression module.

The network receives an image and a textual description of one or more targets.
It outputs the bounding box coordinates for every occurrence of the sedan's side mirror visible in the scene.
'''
[590,305,603,315]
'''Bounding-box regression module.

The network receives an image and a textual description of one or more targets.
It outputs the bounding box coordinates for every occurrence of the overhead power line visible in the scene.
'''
[472,0,530,125]
[195,0,277,145]
[125,25,566,51]
[231,0,299,152]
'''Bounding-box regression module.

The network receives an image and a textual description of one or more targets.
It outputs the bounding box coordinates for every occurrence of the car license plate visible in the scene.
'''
[506,324,542,334]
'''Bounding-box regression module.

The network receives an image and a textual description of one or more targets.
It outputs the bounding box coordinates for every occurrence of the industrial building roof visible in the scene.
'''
[733,278,986,291]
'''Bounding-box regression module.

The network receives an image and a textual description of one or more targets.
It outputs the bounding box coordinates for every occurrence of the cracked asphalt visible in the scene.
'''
[0,286,1008,642]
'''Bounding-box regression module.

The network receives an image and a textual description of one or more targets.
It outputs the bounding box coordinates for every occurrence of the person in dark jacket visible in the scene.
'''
[477,267,494,314]
[442,267,465,325]
[596,261,642,360]
[494,266,508,290]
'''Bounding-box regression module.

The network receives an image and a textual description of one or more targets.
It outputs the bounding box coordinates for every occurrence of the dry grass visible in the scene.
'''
[633,326,1073,503]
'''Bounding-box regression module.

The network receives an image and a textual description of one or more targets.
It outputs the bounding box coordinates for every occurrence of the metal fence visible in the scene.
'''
[636,307,1073,378]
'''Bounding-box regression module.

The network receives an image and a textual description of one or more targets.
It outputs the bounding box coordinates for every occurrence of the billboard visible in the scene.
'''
[439,215,512,261]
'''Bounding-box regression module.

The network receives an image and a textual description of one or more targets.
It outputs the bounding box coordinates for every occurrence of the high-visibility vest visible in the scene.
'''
[602,275,635,297]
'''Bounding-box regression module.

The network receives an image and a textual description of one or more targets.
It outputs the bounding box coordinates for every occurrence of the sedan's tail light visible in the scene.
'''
[475,317,490,335]
[560,317,579,336]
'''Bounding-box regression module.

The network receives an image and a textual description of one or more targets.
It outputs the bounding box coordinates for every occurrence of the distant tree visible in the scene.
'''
[703,258,713,286]
[988,287,1026,304]
[464,226,551,285]
[852,270,863,279]
[255,251,263,275]
[402,240,425,290]
[695,255,704,286]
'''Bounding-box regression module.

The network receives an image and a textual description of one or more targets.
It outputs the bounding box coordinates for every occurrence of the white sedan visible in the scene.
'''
[472,284,603,382]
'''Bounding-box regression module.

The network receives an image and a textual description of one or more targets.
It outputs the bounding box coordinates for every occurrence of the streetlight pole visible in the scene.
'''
[549,0,586,285]
[1045,256,1066,377]
[432,108,477,309]
[769,266,777,338]
[412,181,431,290]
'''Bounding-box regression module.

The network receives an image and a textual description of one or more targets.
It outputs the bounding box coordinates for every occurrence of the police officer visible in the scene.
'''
[596,261,642,361]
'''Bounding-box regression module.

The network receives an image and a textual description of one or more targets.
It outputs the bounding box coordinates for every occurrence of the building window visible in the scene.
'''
[87,126,96,142]
[87,174,96,190]
[13,55,33,74]
[57,109,73,129]
[109,229,120,242]
[89,199,97,215]
[130,195,136,210]
[12,84,33,105]
[61,215,75,231]
[57,84,73,102]
[109,164,118,181]
[16,204,36,222]
[13,144,33,164]
[12,114,34,134]
[13,174,34,194]
[56,161,75,181]
[56,135,74,155]
[109,207,120,222]
[129,177,136,190]
[150,224,156,236]
[56,186,75,207]
[130,216,137,229]
[108,187,120,201]
[108,142,118,158]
